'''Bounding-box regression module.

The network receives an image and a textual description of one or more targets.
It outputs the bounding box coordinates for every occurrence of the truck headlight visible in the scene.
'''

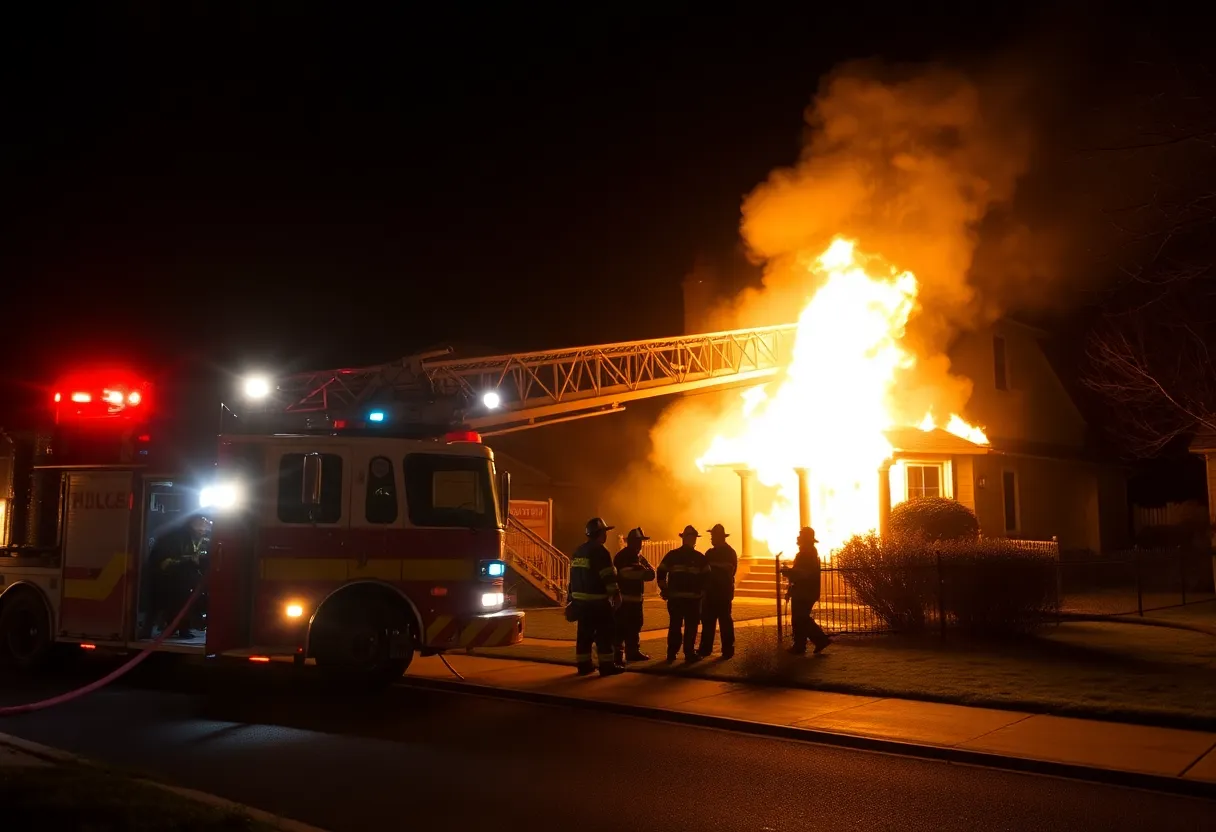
[481,592,504,609]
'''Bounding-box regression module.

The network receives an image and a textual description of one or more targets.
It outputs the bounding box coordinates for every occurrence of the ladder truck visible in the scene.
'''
[0,326,794,684]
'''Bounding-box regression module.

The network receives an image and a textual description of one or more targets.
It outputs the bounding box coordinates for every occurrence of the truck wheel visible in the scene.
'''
[314,597,413,686]
[0,590,52,671]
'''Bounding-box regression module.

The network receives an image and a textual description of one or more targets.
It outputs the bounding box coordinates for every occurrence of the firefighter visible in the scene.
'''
[656,525,708,663]
[568,517,625,676]
[613,527,656,664]
[149,513,209,639]
[698,523,738,659]
[780,526,832,654]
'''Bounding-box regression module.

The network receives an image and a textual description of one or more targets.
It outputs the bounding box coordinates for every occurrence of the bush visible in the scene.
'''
[889,497,979,542]
[835,533,938,632]
[836,532,1058,637]
[937,539,1058,636]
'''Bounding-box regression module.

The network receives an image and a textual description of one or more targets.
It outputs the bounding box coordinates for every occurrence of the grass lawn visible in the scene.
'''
[520,597,777,641]
[482,607,1216,730]
[0,763,274,831]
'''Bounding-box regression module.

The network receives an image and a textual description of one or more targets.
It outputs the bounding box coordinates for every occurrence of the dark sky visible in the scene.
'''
[0,4,1186,427]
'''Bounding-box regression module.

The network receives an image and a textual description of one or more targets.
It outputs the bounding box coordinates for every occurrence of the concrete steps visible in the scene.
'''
[734,560,782,600]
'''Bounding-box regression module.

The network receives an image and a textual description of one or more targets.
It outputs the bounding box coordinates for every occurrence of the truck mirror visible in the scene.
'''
[302,453,323,507]
[499,470,511,526]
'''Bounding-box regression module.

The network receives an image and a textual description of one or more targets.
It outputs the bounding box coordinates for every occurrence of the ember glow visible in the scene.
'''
[696,237,987,558]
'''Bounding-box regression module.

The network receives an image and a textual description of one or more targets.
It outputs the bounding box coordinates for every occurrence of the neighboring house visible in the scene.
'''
[880,320,1130,553]
[1185,431,1216,545]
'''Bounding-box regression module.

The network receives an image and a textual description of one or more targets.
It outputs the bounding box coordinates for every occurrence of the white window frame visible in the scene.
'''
[900,459,953,502]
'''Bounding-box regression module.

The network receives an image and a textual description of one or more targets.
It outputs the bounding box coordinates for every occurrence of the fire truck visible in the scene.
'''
[0,327,796,683]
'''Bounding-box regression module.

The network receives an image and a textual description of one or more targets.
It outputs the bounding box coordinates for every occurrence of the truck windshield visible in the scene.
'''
[403,453,500,530]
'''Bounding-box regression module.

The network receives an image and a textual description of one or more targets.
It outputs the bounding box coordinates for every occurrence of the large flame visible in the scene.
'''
[696,237,988,558]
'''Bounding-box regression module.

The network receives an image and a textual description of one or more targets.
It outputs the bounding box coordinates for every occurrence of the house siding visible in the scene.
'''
[969,454,1107,552]
[954,455,976,511]
[949,323,1088,451]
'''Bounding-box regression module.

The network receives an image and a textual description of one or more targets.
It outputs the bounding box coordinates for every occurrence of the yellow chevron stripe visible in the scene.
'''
[260,558,474,582]
[426,614,453,644]
[487,621,517,647]
[64,554,128,601]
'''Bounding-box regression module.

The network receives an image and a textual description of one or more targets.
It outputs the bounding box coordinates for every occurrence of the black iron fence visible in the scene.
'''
[778,546,1216,638]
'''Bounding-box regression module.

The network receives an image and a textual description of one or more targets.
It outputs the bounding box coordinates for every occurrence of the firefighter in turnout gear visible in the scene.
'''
[781,527,832,654]
[656,525,708,663]
[568,517,625,676]
[698,523,738,659]
[613,527,656,664]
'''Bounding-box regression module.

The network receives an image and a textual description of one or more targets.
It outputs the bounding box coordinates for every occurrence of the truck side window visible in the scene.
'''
[403,453,498,529]
[365,456,398,524]
[277,453,344,524]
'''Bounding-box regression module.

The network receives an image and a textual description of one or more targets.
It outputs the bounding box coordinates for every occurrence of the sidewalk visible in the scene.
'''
[404,653,1216,796]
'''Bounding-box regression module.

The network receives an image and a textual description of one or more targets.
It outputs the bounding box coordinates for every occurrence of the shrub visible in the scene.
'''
[889,497,979,542]
[937,539,1058,636]
[835,532,937,632]
[836,532,1058,637]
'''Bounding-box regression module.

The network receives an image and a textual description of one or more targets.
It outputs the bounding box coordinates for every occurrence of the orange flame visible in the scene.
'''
[696,237,986,558]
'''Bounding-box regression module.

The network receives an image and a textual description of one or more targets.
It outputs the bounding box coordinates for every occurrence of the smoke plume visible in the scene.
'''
[605,58,1061,545]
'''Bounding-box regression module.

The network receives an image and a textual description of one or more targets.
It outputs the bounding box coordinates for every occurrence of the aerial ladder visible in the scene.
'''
[236,324,798,603]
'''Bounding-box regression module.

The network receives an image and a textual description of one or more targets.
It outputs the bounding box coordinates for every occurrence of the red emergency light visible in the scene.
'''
[52,371,151,425]
[444,430,482,443]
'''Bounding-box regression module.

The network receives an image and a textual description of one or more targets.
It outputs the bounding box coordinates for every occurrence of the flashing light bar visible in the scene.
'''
[445,430,481,443]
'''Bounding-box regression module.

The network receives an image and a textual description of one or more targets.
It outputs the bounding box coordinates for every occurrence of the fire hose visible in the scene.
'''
[0,576,205,717]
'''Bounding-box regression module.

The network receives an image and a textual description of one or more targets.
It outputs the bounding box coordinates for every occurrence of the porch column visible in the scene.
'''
[794,467,812,529]
[737,468,755,560]
[878,461,893,538]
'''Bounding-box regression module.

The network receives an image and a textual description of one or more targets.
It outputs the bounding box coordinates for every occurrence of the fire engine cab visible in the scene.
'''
[0,368,524,684]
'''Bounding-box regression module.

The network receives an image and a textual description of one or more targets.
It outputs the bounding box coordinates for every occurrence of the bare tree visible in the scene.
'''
[1084,273,1216,455]
[1078,48,1216,455]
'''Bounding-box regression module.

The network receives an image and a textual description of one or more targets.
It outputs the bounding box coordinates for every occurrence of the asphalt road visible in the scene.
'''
[0,660,1213,832]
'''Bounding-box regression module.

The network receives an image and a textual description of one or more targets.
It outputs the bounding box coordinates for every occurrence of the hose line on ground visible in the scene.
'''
[0,579,205,717]
[439,653,465,680]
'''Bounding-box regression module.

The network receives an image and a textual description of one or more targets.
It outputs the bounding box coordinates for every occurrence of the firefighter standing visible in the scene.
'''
[568,517,625,677]
[781,526,832,654]
[656,525,707,663]
[698,523,738,659]
[613,527,656,664]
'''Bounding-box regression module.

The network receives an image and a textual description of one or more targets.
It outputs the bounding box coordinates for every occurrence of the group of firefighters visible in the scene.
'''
[567,517,833,677]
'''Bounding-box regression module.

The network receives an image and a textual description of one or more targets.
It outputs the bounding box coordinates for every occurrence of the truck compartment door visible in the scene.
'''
[60,470,135,640]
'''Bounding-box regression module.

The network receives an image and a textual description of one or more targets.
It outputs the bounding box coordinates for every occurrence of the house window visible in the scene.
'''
[365,456,398,524]
[906,464,943,499]
[1002,470,1019,532]
[277,453,344,524]
[993,335,1008,391]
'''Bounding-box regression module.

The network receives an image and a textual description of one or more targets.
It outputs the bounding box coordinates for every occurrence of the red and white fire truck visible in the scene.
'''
[0,328,797,683]
[0,368,524,684]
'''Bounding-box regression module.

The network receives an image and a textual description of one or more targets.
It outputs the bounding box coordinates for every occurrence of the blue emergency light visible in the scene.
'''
[368,410,386,423]
[479,559,507,579]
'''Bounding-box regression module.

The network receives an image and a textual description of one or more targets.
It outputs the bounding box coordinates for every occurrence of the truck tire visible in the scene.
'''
[313,595,414,687]
[0,589,52,671]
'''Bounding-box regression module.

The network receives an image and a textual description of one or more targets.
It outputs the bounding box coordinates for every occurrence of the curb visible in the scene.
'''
[0,731,330,832]
[399,674,1216,801]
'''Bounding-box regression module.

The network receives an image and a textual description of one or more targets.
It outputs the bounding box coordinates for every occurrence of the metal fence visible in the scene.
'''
[779,546,1216,638]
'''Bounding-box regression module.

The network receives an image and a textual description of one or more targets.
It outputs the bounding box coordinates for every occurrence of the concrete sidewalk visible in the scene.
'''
[404,654,1216,794]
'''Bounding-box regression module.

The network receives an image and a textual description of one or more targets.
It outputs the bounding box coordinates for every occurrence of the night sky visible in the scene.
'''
[0,5,1197,431]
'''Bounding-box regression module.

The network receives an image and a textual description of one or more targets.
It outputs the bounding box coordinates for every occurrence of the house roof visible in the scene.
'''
[885,427,989,456]
[1189,430,1216,454]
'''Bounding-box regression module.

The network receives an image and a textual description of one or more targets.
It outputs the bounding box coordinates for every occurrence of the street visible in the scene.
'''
[1,660,1213,832]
